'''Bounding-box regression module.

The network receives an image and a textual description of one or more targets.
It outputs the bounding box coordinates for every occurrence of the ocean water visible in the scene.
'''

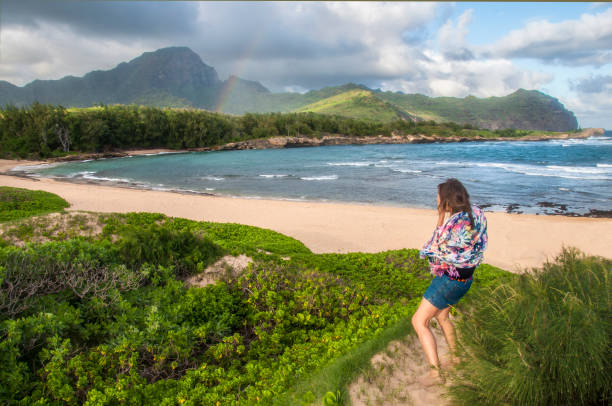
[17,133,612,215]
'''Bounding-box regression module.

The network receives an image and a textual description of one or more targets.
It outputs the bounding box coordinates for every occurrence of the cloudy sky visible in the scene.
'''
[1,1,611,129]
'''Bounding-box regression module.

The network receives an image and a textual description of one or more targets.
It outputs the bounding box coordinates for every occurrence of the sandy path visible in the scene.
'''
[1,159,608,271]
[349,326,451,406]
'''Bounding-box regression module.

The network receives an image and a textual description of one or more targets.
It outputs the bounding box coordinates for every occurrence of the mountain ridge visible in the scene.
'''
[0,46,579,131]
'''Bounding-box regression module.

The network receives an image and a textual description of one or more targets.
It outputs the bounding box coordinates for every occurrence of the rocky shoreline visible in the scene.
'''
[40,128,605,162]
[206,128,604,151]
[493,202,612,218]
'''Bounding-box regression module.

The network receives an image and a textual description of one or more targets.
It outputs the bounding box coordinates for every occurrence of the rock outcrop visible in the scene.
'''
[200,128,604,152]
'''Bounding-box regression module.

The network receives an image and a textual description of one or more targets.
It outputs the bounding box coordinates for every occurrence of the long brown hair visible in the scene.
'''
[438,178,474,227]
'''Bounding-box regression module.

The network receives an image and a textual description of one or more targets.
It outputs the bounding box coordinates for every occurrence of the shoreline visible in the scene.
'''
[1,158,611,272]
[3,143,611,219]
[3,170,611,219]
[3,128,605,164]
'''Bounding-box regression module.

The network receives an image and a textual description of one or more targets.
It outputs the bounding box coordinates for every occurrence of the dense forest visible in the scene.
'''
[0,103,529,159]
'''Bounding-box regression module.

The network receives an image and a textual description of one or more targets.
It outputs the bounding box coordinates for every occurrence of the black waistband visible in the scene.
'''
[448,266,475,280]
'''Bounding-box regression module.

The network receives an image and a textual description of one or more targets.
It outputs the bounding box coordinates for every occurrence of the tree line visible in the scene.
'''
[0,103,491,159]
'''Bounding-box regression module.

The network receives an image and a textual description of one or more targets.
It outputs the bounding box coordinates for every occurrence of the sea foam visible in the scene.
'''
[300,175,338,181]
[259,174,289,178]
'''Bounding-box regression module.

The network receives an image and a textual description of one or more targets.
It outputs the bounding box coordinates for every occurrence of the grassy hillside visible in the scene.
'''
[294,89,415,123]
[218,83,370,115]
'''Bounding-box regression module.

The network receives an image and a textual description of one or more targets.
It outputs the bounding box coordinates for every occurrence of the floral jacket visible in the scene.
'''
[419,205,488,278]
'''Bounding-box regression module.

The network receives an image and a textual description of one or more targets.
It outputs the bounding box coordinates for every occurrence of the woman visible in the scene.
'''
[412,178,487,386]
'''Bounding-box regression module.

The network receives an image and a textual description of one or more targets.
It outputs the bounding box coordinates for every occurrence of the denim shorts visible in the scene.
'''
[423,274,473,310]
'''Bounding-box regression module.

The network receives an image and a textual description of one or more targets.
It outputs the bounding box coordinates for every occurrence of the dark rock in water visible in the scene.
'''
[585,209,612,218]
[532,204,612,218]
[506,203,522,214]
[537,201,568,213]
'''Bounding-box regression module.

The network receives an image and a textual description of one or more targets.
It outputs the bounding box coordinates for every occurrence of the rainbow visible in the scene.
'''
[214,29,266,113]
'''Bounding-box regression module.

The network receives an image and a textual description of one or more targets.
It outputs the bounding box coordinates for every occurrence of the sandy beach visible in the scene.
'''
[0,157,608,271]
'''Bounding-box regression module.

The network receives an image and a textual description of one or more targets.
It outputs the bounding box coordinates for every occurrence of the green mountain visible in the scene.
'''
[0,47,578,131]
[0,47,246,109]
[271,85,577,131]
[374,88,578,131]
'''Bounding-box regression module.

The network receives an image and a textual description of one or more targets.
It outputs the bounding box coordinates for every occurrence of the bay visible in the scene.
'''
[21,134,612,216]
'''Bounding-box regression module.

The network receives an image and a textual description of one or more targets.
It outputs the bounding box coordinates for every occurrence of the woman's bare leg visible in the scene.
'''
[436,306,460,365]
[411,298,443,382]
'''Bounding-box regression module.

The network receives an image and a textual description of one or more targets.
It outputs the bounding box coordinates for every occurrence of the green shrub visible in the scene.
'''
[101,212,310,260]
[451,248,611,405]
[0,305,83,401]
[0,186,69,222]
[116,222,224,276]
[290,249,431,301]
[0,240,134,319]
[164,218,312,258]
[180,283,247,338]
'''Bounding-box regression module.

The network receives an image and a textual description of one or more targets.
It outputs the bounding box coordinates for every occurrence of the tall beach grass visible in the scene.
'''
[451,247,611,405]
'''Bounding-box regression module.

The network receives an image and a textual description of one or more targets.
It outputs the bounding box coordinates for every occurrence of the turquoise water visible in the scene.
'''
[18,134,612,215]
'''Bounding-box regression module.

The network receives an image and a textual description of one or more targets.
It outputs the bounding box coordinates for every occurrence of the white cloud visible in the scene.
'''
[438,9,473,54]
[375,12,553,100]
[564,74,612,128]
[561,94,612,129]
[485,8,612,66]
[190,2,440,85]
[283,85,309,94]
[323,1,438,43]
[381,56,552,98]
[588,2,610,10]
[429,79,470,98]
[0,22,165,85]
